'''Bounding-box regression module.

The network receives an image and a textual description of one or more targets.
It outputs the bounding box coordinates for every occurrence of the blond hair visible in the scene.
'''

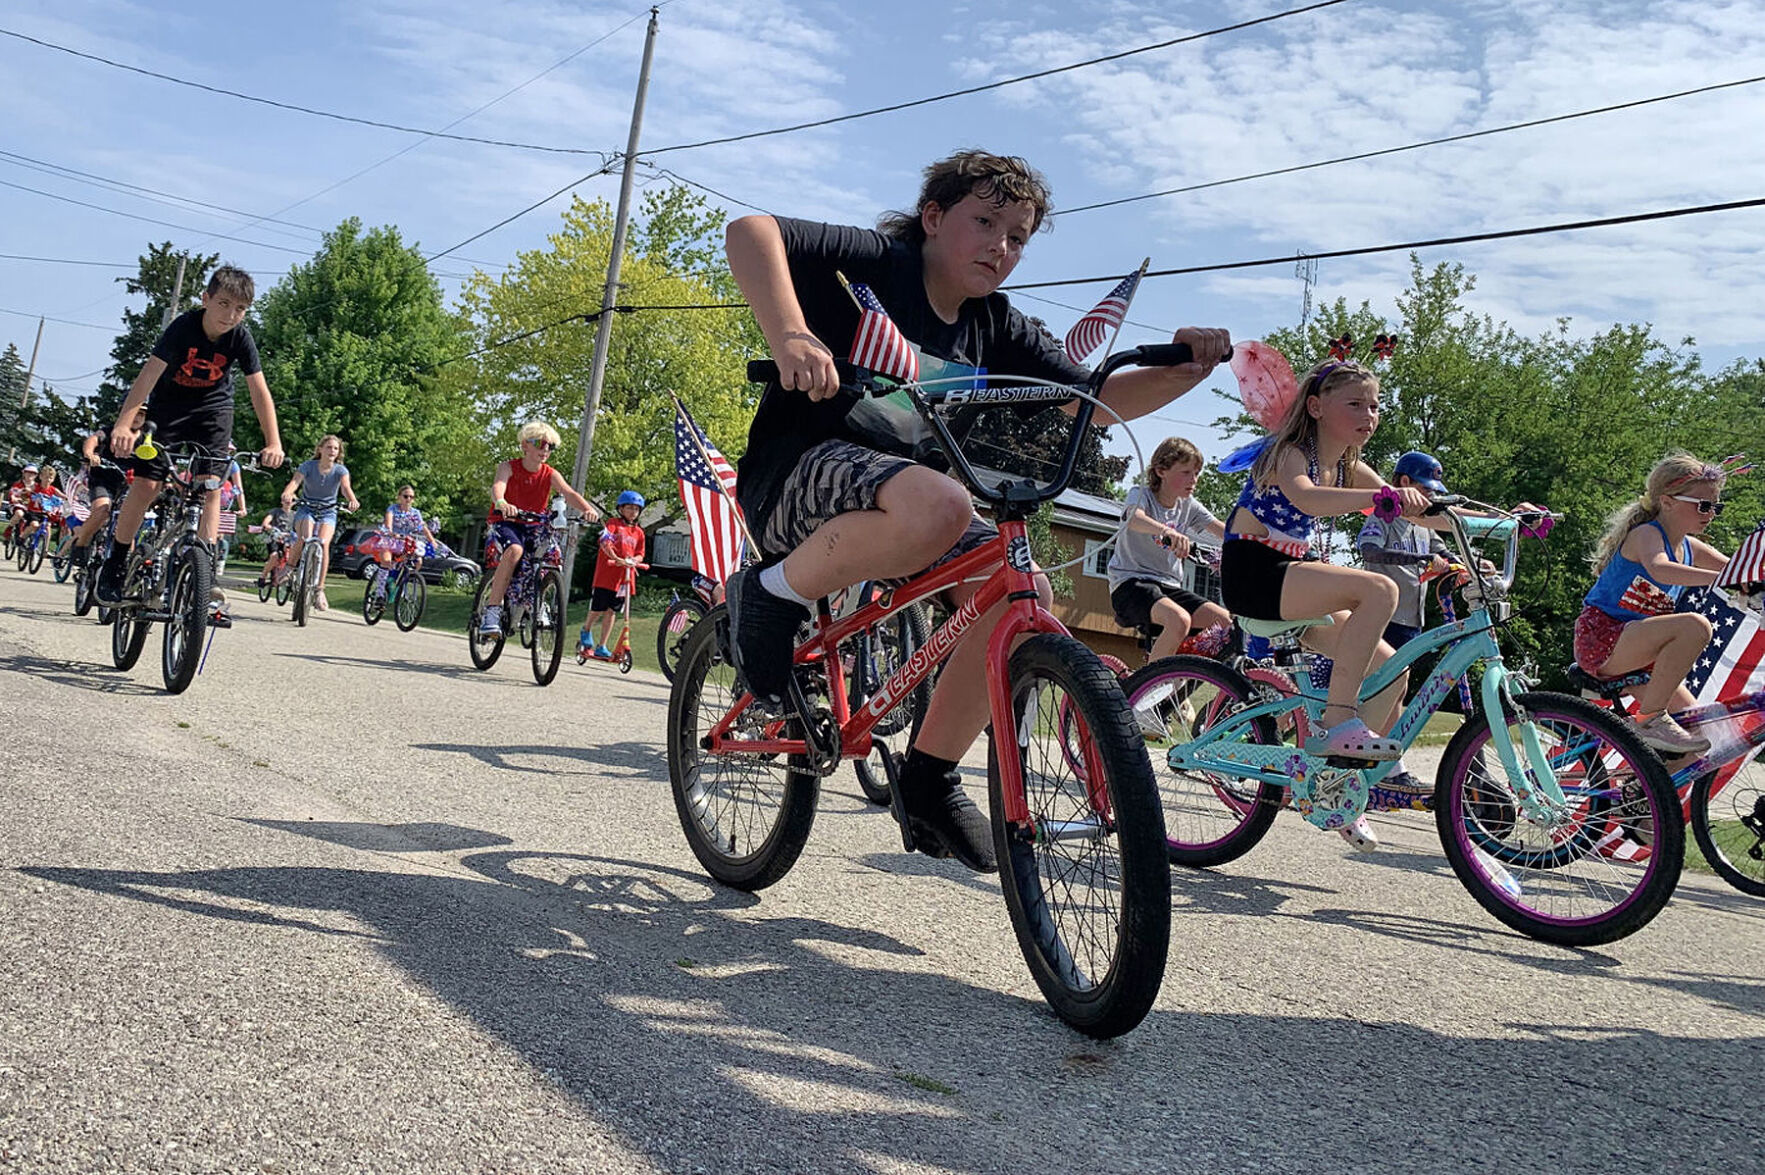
[1591,450,1725,572]
[1250,359,1378,488]
[518,420,561,448]
[1147,437,1203,489]
[314,434,345,461]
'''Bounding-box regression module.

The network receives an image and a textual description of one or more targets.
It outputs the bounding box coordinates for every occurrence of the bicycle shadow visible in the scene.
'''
[412,741,664,777]
[234,819,515,854]
[0,651,164,696]
[272,650,507,683]
[21,841,1762,1175]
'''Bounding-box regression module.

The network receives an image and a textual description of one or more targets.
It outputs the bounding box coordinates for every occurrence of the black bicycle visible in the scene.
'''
[107,433,259,694]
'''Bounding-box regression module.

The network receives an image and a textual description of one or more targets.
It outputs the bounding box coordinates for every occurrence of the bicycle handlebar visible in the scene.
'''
[744,343,1232,514]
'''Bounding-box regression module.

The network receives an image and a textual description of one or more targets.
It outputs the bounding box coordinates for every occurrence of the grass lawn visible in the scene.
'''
[253,574,677,678]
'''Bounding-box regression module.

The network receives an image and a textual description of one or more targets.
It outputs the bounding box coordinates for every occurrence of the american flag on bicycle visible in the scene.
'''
[1683,586,1765,704]
[1064,261,1147,361]
[673,398,746,586]
[847,282,920,383]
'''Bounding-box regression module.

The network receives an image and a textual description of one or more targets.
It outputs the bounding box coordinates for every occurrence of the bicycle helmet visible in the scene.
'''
[22,464,37,473]
[616,490,645,508]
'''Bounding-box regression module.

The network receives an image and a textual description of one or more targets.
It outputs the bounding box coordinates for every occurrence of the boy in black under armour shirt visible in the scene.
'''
[96,265,285,605]
[725,150,1230,870]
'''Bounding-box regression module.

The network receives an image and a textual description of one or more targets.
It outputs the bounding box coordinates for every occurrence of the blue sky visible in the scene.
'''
[3,0,1763,467]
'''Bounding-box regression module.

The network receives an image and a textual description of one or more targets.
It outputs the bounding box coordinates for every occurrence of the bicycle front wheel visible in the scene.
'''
[1691,758,1765,898]
[467,575,505,670]
[161,545,212,694]
[531,571,564,685]
[667,607,818,890]
[656,597,708,682]
[1435,691,1682,946]
[1122,656,1284,867]
[393,570,426,632]
[26,536,45,575]
[274,564,293,606]
[52,537,75,583]
[991,634,1169,1039]
[362,566,386,625]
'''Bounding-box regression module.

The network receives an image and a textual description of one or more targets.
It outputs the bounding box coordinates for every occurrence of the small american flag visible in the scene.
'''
[1064,266,1144,361]
[848,283,919,383]
[1718,519,1765,586]
[674,399,745,586]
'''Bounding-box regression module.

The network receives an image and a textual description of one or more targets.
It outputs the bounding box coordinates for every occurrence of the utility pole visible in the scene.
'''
[161,255,189,329]
[559,6,659,609]
[8,316,44,463]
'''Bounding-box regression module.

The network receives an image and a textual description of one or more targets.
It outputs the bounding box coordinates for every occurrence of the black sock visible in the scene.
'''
[104,542,131,568]
[900,748,961,794]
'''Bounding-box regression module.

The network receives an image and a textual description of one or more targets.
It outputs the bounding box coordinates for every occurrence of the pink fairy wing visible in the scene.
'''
[1229,340,1299,431]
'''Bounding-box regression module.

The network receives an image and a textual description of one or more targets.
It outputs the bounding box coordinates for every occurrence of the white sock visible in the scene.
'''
[759,563,813,606]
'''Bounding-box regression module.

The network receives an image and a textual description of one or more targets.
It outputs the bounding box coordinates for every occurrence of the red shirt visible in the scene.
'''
[491,460,556,520]
[6,480,32,506]
[593,519,645,591]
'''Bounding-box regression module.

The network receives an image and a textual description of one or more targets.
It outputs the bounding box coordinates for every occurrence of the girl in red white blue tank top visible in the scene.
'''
[1573,451,1737,755]
[1218,358,1432,765]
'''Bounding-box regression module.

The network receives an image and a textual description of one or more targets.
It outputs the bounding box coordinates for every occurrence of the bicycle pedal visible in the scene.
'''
[876,746,917,854]
[209,612,233,630]
[1324,755,1378,770]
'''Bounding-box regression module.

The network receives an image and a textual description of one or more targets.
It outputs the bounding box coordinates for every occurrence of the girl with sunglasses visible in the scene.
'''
[366,484,441,600]
[478,421,600,636]
[1575,450,1740,754]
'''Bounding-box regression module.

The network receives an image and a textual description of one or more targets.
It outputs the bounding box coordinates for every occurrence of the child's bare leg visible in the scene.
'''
[1281,563,1398,721]
[1597,612,1713,716]
[483,544,524,607]
[1146,596,1194,660]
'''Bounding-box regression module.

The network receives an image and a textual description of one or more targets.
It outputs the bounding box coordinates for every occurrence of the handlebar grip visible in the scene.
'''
[1125,342,1234,368]
[745,358,864,388]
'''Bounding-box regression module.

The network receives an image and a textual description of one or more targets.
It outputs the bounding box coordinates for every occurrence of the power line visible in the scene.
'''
[0,25,618,158]
[640,166,773,214]
[644,0,1352,155]
[1006,195,1765,290]
[1060,72,1765,217]
[426,162,619,261]
[0,252,134,269]
[0,306,112,330]
[0,176,323,258]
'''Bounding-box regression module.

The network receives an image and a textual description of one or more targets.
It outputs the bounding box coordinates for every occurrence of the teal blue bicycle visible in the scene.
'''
[1139,497,1681,946]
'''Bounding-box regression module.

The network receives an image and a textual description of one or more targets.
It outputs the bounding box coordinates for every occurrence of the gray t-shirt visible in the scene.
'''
[1107,486,1219,592]
[295,459,348,509]
[1357,515,1448,628]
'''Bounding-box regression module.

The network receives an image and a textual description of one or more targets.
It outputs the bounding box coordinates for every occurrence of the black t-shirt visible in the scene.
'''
[737,218,1089,533]
[148,308,262,417]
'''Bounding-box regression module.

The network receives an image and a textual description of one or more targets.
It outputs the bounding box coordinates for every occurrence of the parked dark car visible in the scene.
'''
[329,527,480,589]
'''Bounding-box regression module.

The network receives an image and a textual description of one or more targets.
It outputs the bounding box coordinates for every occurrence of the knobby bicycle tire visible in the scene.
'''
[532,571,564,685]
[161,544,211,694]
[991,634,1170,1039]
[393,569,426,632]
[467,575,505,670]
[656,597,709,683]
[667,607,818,890]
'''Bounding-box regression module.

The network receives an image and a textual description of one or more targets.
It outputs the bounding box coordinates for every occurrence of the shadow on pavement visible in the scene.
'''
[21,844,1760,1175]
[236,819,515,853]
[273,649,507,682]
[412,741,664,776]
[0,651,164,696]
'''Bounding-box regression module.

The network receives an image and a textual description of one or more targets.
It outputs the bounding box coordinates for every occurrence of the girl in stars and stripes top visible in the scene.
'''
[1574,451,1738,755]
[1217,358,1431,763]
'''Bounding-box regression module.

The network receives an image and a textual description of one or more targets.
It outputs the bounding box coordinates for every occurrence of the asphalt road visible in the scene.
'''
[1,564,1760,1174]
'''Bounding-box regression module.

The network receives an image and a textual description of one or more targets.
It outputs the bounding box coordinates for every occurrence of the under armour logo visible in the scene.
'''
[176,347,230,385]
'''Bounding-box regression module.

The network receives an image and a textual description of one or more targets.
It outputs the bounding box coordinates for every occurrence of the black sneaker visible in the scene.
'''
[93,555,128,607]
[724,566,808,712]
[900,758,997,873]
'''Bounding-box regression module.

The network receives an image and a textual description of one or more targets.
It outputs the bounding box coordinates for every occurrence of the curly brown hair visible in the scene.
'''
[877,150,1054,246]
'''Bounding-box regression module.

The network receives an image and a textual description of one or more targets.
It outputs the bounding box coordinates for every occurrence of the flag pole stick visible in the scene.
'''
[834,271,863,311]
[1098,257,1150,362]
[673,395,759,565]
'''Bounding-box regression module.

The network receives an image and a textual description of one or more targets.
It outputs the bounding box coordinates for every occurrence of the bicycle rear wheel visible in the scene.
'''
[161,544,212,694]
[991,634,1169,1039]
[667,607,818,890]
[52,537,75,583]
[1435,691,1682,945]
[111,604,150,671]
[850,602,930,807]
[656,597,708,682]
[1691,757,1765,898]
[531,571,564,685]
[1122,656,1284,867]
[467,575,505,670]
[393,570,426,631]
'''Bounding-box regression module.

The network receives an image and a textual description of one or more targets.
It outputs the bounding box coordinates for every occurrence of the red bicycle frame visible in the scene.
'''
[704,515,1101,826]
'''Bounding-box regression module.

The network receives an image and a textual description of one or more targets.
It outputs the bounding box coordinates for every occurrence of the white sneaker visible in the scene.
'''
[1337,815,1379,852]
[478,604,503,636]
[1632,712,1710,755]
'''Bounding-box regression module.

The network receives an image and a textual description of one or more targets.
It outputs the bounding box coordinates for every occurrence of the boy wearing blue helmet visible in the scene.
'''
[579,490,647,658]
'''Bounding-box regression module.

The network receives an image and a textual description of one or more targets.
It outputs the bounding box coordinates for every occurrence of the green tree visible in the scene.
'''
[23,388,99,467]
[0,342,27,464]
[94,243,219,421]
[248,219,479,524]
[455,186,761,520]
